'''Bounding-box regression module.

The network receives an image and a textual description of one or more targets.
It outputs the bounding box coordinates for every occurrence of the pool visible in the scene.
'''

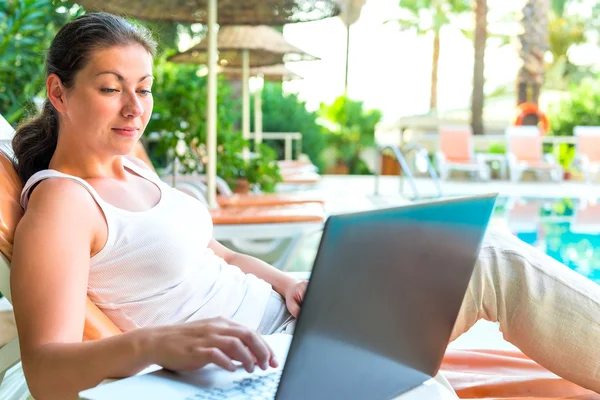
[494,197,600,284]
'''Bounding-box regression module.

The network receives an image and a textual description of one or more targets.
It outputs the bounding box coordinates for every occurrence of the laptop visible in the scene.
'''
[80,194,497,400]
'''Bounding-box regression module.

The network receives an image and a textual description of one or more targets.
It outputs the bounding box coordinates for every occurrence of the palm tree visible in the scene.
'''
[337,0,367,95]
[390,0,471,113]
[516,0,550,105]
[471,0,488,135]
[544,0,587,89]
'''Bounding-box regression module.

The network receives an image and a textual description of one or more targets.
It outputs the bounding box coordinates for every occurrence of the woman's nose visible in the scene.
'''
[121,92,144,118]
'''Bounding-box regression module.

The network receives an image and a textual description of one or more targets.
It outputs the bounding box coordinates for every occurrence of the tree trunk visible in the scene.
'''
[471,0,488,135]
[517,0,550,106]
[430,30,440,112]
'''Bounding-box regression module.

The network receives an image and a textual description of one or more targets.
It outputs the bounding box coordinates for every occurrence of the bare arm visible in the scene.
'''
[11,179,155,399]
[208,239,299,296]
[12,181,276,399]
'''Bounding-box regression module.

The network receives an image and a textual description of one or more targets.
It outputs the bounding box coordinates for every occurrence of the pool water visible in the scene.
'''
[494,197,600,284]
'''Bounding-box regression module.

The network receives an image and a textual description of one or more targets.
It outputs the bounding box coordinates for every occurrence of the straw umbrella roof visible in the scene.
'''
[167,25,318,67]
[74,0,341,25]
[219,64,303,81]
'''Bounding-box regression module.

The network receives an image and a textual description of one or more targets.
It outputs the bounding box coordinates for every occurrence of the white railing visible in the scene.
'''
[249,132,302,161]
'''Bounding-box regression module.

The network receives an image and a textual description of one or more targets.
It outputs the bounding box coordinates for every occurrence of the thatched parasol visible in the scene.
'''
[168,25,318,67]
[219,64,303,81]
[169,25,316,158]
[74,0,340,25]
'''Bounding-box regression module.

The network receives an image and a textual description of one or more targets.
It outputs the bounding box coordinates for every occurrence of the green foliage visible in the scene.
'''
[318,95,382,174]
[548,77,600,137]
[252,82,327,171]
[246,144,283,193]
[145,57,240,169]
[487,142,506,154]
[390,0,471,34]
[548,76,600,171]
[211,131,282,193]
[0,0,77,124]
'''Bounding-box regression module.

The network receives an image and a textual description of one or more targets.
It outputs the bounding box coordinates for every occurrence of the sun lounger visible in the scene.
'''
[435,125,491,181]
[574,126,600,183]
[277,160,318,174]
[506,126,563,182]
[170,174,325,207]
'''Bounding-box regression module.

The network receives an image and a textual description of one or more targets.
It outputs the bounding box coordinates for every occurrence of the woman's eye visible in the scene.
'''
[139,90,152,96]
[101,88,118,93]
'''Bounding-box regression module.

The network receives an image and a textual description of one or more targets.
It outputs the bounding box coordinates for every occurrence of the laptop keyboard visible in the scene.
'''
[185,370,282,400]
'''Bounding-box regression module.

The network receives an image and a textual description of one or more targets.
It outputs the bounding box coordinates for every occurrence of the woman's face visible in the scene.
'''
[58,44,154,156]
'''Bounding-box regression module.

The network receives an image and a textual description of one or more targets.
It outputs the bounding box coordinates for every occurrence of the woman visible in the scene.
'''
[9,12,600,400]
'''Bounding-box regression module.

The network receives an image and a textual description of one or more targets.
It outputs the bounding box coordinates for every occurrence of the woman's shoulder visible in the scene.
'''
[25,177,98,215]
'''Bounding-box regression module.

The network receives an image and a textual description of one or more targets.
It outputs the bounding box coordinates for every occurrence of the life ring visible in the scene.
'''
[514,103,550,134]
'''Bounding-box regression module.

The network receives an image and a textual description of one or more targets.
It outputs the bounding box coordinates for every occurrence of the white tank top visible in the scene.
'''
[20,157,272,331]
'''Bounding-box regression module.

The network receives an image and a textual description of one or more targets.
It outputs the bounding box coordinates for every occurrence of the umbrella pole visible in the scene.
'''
[242,49,250,160]
[254,80,263,152]
[206,0,218,208]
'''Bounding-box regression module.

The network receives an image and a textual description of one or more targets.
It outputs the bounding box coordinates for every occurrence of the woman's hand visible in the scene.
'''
[143,317,278,373]
[284,280,309,318]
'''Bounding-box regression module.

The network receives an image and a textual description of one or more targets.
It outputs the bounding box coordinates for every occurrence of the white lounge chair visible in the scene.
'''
[505,126,563,182]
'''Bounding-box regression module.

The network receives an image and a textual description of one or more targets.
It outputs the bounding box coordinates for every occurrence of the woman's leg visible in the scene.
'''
[449,226,600,392]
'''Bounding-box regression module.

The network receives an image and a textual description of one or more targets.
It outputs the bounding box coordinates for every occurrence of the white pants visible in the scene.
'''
[258,227,600,393]
[450,226,600,392]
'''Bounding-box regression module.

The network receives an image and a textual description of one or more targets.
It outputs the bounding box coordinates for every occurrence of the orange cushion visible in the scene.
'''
[217,193,325,208]
[440,128,473,163]
[578,135,600,163]
[442,349,600,399]
[0,152,23,260]
[510,136,543,163]
[280,171,321,184]
[210,203,325,225]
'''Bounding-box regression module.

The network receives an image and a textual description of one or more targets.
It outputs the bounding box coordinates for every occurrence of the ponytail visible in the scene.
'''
[12,100,58,183]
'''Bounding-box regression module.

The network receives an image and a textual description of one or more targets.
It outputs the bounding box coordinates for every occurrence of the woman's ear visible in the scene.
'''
[46,74,67,113]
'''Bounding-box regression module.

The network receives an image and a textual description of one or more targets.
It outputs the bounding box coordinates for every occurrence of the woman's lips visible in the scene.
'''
[112,128,138,137]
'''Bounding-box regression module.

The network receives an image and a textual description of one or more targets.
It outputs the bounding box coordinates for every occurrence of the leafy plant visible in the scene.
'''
[252,82,327,171]
[318,95,382,174]
[194,131,282,193]
[145,57,240,170]
[548,76,600,138]
[547,76,600,171]
[0,0,77,124]
[246,144,282,193]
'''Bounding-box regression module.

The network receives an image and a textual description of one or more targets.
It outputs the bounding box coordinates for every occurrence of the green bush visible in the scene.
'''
[252,82,327,171]
[548,76,600,137]
[209,131,282,193]
[318,95,382,174]
[146,58,240,170]
[0,0,76,124]
[547,76,600,170]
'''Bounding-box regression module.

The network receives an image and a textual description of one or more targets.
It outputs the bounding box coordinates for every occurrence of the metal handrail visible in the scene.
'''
[374,144,443,200]
[400,143,443,197]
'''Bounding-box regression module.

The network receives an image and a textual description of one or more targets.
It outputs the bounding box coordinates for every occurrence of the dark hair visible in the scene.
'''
[11,12,157,184]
